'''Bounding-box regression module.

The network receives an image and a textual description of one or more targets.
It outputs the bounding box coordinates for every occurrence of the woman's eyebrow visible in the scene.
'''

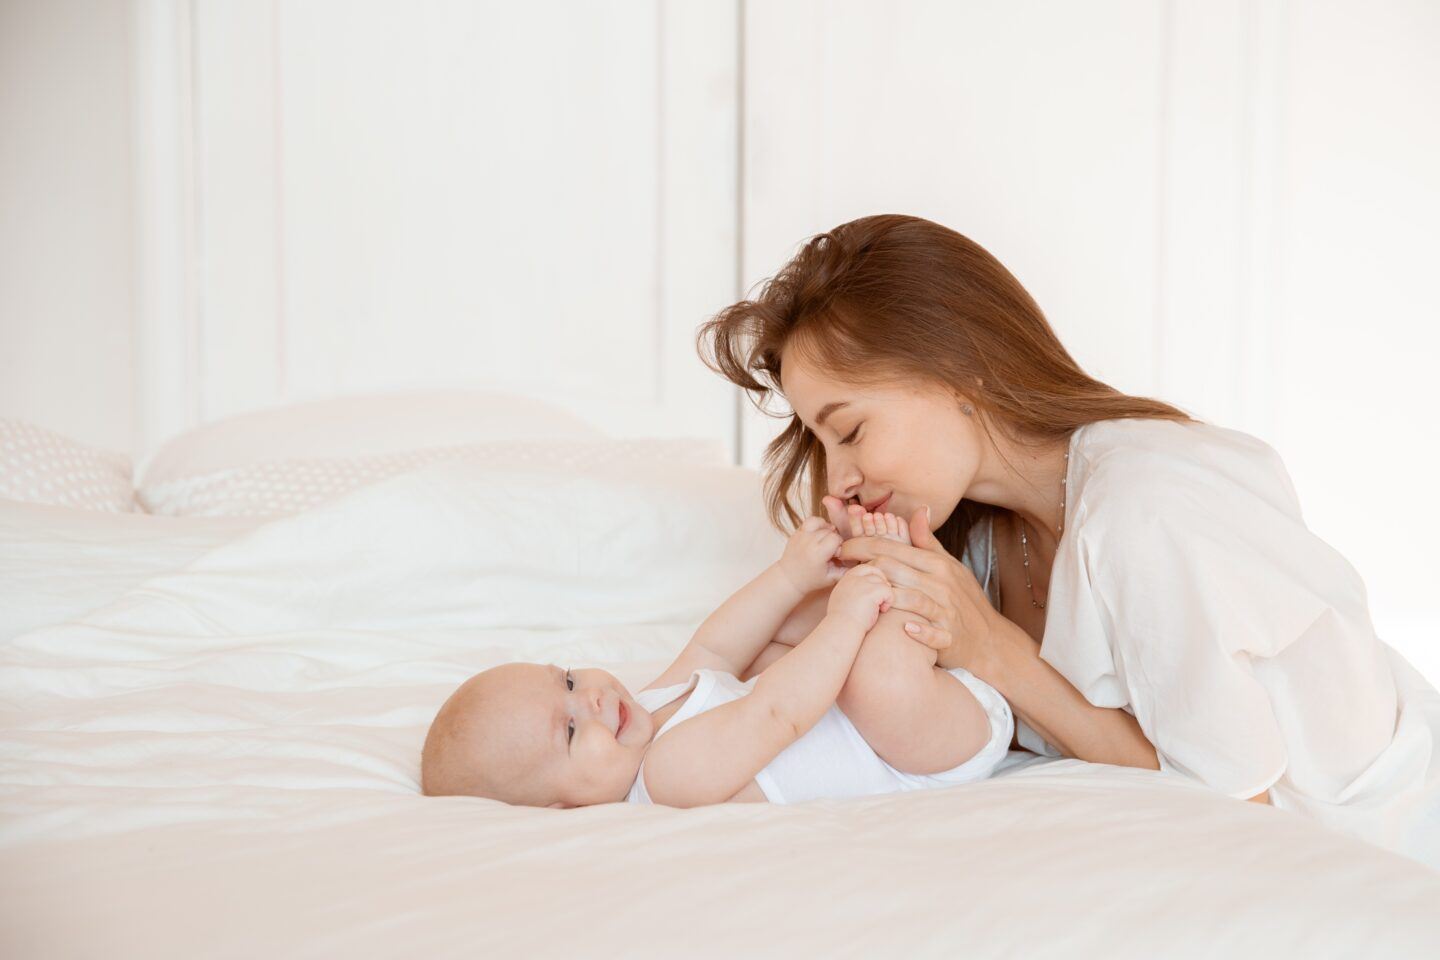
[815,401,849,428]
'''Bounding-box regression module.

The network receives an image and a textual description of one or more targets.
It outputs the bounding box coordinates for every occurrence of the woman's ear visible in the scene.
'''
[944,381,980,411]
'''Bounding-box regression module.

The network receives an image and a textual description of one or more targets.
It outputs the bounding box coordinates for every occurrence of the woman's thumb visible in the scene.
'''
[910,505,942,551]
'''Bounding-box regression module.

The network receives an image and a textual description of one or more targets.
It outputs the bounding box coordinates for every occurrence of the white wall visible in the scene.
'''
[2,0,1437,674]
[739,0,1440,678]
[177,0,739,460]
[0,0,136,452]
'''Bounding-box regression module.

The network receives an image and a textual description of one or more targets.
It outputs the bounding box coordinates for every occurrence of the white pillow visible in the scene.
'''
[137,389,602,490]
[137,437,727,518]
[0,419,134,513]
[108,454,785,634]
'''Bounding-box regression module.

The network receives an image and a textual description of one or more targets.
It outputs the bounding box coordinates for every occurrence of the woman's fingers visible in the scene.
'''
[855,554,945,595]
[906,505,942,552]
[886,584,945,623]
[903,619,953,650]
[835,534,943,575]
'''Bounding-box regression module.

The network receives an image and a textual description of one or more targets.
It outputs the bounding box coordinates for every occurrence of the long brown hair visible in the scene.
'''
[695,214,1193,558]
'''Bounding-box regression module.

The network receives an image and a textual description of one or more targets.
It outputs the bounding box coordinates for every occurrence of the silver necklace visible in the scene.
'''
[1017,449,1069,610]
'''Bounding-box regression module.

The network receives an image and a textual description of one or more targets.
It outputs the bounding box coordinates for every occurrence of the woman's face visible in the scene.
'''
[779,342,987,527]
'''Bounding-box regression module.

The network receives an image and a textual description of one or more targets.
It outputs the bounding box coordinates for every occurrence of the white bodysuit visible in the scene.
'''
[625,666,1013,805]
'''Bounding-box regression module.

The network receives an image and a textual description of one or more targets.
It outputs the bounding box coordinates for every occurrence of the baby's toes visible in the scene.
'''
[848,503,866,537]
[896,514,912,545]
[874,512,902,543]
[882,512,899,538]
[861,511,878,537]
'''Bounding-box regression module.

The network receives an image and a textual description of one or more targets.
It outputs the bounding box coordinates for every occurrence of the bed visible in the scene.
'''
[2,403,1438,958]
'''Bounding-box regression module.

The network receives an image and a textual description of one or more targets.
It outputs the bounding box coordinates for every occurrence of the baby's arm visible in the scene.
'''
[642,562,808,693]
[644,517,842,692]
[641,566,891,807]
[772,585,832,646]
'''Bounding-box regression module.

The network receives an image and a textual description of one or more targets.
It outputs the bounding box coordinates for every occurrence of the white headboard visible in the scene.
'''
[132,0,740,464]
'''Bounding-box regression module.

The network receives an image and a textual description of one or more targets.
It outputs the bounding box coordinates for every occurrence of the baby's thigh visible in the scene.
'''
[836,611,937,745]
[837,611,987,775]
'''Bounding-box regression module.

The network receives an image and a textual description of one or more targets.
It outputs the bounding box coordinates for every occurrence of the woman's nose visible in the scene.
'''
[827,454,860,501]
[828,470,861,502]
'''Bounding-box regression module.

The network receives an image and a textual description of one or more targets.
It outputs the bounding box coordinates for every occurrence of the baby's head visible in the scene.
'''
[421,662,652,808]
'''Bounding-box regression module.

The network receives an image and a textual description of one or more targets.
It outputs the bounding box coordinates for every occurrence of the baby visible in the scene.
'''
[421,507,1014,808]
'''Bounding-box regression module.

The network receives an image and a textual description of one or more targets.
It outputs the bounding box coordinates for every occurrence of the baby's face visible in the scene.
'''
[430,662,655,808]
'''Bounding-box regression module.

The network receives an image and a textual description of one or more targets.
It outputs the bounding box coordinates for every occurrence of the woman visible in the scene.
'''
[696,214,1439,868]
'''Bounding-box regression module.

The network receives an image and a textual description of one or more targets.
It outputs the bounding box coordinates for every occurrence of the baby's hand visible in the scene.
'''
[843,507,912,546]
[777,516,844,596]
[826,563,893,632]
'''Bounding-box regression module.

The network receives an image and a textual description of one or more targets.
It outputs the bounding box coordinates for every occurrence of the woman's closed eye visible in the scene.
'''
[839,424,861,445]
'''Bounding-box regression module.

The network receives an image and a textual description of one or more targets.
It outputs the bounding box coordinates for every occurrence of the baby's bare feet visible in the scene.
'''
[846,505,912,545]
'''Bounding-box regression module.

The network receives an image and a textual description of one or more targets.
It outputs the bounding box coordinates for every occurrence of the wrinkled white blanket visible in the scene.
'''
[2,460,1437,958]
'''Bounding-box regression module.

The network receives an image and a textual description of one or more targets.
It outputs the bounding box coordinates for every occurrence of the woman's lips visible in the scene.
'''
[865,493,892,513]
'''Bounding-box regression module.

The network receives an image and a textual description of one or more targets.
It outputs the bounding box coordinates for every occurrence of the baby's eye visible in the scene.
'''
[565,669,574,691]
[567,719,575,744]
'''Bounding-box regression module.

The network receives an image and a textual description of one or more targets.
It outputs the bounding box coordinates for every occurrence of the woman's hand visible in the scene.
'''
[834,505,1003,676]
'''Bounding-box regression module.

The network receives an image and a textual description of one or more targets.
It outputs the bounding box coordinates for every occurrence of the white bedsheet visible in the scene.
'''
[0,499,261,643]
[2,462,1438,958]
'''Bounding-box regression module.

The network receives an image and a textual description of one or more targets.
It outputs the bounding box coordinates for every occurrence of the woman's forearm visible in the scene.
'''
[983,627,1159,771]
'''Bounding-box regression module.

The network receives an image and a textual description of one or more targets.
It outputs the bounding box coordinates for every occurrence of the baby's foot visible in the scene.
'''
[846,505,912,545]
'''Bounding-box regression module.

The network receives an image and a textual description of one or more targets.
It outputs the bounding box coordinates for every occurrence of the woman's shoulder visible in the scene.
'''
[1072,417,1301,519]
[1075,416,1283,472]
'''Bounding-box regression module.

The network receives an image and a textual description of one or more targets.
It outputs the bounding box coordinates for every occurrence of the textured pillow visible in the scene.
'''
[137,437,727,518]
[137,389,603,490]
[0,419,134,513]
[112,454,784,634]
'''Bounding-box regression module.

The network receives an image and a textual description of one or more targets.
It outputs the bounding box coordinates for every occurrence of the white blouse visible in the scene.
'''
[961,417,1440,868]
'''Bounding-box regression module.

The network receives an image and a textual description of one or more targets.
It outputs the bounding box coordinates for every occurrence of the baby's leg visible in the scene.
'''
[836,609,994,775]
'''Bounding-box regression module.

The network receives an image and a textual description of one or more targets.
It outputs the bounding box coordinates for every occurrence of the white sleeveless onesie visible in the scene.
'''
[624,666,1013,805]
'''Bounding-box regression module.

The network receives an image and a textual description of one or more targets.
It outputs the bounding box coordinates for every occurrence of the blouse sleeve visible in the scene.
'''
[1056,443,1370,799]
